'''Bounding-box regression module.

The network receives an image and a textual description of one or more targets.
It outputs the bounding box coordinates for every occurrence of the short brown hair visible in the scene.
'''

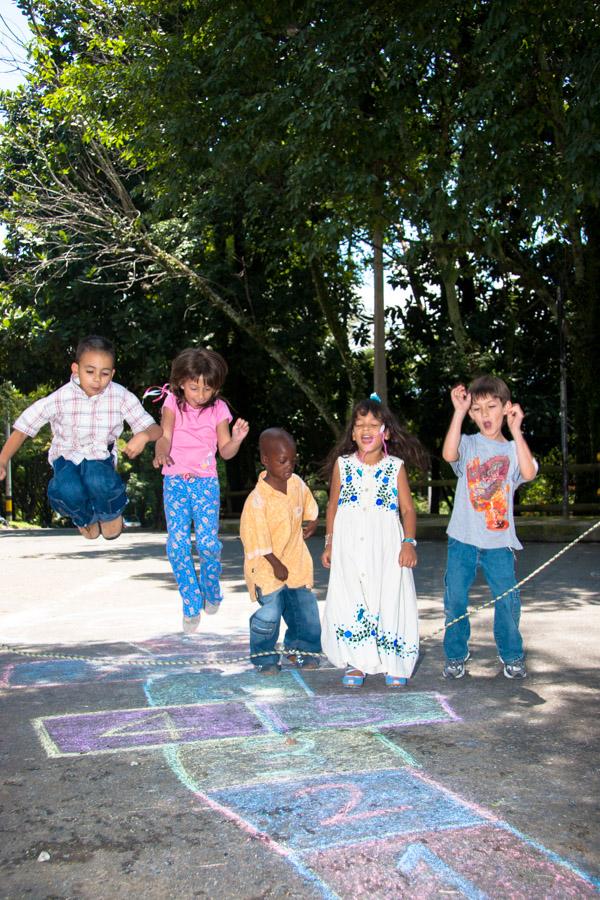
[468,375,511,405]
[75,335,115,364]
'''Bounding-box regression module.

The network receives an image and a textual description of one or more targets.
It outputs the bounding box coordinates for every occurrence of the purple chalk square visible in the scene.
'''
[208,768,485,851]
[254,691,458,734]
[303,824,598,899]
[36,701,267,756]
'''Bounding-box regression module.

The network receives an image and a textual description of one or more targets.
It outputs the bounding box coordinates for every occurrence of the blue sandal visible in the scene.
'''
[385,675,408,687]
[342,668,365,687]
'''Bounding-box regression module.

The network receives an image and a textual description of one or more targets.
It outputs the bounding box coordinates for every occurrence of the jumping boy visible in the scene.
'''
[240,428,322,674]
[441,375,537,679]
[0,335,161,539]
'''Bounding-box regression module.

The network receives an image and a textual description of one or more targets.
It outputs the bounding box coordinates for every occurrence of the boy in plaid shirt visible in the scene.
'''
[0,336,161,539]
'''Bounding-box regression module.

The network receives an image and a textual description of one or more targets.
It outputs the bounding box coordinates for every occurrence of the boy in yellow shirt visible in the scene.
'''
[240,428,322,674]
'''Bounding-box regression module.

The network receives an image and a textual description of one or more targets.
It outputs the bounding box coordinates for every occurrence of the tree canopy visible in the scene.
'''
[1,0,599,515]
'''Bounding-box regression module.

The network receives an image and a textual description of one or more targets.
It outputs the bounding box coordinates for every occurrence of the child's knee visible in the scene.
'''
[250,612,279,641]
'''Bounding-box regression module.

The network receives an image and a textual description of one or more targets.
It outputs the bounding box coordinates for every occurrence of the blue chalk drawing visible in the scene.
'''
[144,670,312,707]
[397,843,488,899]
[9,659,98,686]
[251,691,455,734]
[208,768,485,851]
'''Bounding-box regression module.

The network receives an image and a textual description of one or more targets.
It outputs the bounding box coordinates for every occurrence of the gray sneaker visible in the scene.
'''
[182,614,201,634]
[503,659,527,679]
[443,658,466,679]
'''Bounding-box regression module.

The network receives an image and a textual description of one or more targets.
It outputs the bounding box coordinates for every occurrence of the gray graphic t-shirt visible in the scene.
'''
[447,433,531,550]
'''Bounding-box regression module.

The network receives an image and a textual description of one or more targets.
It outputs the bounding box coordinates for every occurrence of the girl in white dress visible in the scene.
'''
[321,395,428,687]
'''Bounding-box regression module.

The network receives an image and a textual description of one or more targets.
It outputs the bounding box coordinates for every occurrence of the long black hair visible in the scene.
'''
[322,397,429,482]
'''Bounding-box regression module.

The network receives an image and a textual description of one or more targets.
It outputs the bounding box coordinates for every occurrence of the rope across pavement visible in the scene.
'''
[1,519,598,668]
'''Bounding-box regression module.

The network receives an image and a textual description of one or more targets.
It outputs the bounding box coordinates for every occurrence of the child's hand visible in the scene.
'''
[450,384,471,415]
[123,433,148,459]
[153,438,174,468]
[271,560,289,582]
[321,546,332,568]
[506,402,525,434]
[232,418,250,443]
[303,519,318,540]
[0,461,6,481]
[399,542,417,569]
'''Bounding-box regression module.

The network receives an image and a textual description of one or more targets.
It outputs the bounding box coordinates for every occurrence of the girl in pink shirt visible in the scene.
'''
[153,348,249,632]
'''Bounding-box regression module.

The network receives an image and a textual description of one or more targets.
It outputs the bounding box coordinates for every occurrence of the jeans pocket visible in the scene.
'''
[250,616,277,638]
[255,586,264,606]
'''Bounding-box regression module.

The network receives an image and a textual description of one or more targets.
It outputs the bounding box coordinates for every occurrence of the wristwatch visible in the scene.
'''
[402,537,417,546]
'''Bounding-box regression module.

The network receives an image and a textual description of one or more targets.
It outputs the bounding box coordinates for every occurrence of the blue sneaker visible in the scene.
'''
[442,659,466,679]
[503,658,527,679]
[442,650,470,679]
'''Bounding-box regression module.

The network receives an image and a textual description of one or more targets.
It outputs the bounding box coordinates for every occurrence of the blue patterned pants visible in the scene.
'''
[163,475,223,617]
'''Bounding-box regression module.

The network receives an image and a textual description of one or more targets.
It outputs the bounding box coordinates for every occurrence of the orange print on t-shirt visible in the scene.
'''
[466,455,510,531]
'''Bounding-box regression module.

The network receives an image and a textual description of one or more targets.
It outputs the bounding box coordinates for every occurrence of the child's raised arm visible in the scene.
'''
[153,407,175,468]
[506,403,538,482]
[442,384,471,463]
[321,462,341,569]
[0,429,28,481]
[217,417,249,461]
[397,464,418,569]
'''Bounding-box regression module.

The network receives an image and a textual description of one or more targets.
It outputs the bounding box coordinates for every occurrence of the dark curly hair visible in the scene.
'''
[322,397,429,482]
[169,348,228,410]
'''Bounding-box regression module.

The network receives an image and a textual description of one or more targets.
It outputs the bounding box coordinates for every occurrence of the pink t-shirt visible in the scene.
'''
[162,393,232,477]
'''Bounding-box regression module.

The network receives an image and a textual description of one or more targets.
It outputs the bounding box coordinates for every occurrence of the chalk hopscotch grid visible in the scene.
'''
[141,673,599,897]
[29,667,599,895]
[32,690,459,758]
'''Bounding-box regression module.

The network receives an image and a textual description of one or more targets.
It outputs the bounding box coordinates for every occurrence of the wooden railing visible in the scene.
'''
[221,463,600,518]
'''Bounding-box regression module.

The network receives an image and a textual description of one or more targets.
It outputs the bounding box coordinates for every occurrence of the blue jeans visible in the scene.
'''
[443,537,524,664]
[48,456,127,527]
[250,586,322,667]
[163,475,222,617]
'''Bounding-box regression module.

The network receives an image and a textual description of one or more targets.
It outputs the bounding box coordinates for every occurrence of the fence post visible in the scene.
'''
[558,287,569,519]
[4,414,13,522]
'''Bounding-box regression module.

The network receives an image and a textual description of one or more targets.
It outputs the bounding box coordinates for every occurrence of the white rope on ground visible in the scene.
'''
[1,519,599,667]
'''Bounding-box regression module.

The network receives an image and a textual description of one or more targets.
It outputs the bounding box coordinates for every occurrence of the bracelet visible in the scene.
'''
[324,533,333,548]
[402,537,417,547]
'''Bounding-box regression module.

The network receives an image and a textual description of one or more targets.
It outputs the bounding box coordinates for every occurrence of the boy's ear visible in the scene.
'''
[71,362,79,377]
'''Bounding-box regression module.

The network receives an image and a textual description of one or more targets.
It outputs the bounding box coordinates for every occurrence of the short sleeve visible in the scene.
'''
[240,491,273,560]
[449,435,469,477]
[121,390,157,433]
[214,398,233,425]
[162,392,178,413]
[301,480,319,521]
[13,395,54,437]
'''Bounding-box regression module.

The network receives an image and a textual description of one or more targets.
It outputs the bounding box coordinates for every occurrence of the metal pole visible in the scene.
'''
[558,287,569,519]
[4,415,13,522]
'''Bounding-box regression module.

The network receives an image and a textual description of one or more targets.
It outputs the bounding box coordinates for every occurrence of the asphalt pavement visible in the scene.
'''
[1,527,599,898]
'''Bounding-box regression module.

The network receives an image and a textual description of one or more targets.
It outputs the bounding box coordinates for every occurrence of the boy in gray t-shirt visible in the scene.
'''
[441,375,537,680]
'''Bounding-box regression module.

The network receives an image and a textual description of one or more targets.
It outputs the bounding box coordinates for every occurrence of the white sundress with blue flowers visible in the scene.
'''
[322,453,419,678]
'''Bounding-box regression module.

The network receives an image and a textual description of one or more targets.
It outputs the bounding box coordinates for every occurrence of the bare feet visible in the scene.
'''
[78,523,100,539]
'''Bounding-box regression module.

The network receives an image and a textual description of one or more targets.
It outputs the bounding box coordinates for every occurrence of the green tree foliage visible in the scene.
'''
[1,0,598,521]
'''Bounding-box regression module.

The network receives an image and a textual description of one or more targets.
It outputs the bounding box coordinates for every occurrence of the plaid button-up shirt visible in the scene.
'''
[13,377,156,465]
